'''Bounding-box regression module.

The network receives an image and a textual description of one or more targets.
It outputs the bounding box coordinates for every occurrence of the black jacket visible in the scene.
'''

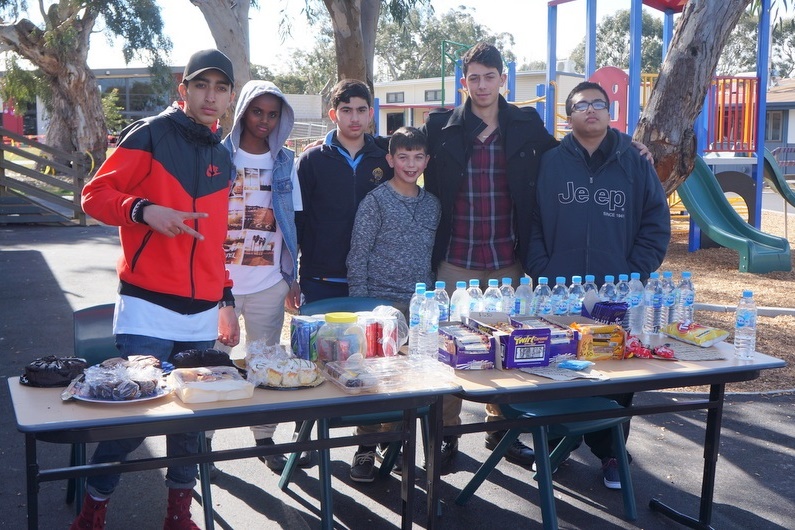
[420,95,559,272]
[295,133,393,279]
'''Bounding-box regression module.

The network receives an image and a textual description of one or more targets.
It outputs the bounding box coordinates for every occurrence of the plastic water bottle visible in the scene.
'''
[583,274,598,296]
[627,272,645,334]
[598,275,617,302]
[514,277,533,316]
[417,291,440,357]
[616,274,632,329]
[567,275,585,315]
[551,276,569,315]
[467,279,484,314]
[449,281,469,321]
[615,274,630,302]
[661,271,677,326]
[675,271,696,326]
[529,276,552,316]
[643,272,664,336]
[408,283,426,356]
[734,290,757,360]
[483,279,503,313]
[434,281,450,322]
[499,278,516,315]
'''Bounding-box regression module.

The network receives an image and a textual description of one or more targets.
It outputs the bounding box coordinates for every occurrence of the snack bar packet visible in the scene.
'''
[663,322,729,347]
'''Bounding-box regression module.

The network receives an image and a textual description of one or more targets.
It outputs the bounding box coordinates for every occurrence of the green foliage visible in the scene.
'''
[250,64,309,94]
[375,6,516,81]
[569,9,663,74]
[102,88,126,133]
[718,10,795,77]
[0,57,50,114]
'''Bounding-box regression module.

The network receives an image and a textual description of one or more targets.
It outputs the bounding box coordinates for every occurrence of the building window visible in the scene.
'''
[425,89,443,102]
[766,110,783,142]
[386,92,404,103]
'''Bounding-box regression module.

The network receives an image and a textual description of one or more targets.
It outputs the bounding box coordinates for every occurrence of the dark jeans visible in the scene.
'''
[549,392,634,461]
[85,335,215,498]
[300,277,349,304]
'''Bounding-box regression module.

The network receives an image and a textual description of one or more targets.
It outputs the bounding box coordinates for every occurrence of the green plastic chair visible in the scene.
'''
[66,303,215,529]
[455,397,636,530]
[279,296,428,529]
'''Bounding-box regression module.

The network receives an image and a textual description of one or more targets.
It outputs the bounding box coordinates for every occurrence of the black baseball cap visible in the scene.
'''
[183,49,234,86]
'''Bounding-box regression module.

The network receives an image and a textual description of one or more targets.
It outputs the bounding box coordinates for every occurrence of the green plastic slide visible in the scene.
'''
[677,156,791,273]
[762,148,795,208]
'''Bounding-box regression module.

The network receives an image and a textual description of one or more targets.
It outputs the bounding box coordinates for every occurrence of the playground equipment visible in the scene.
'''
[763,149,795,208]
[546,0,791,273]
[678,156,791,273]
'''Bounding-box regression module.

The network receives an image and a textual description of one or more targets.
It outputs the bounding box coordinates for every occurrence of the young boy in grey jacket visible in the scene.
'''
[344,126,440,482]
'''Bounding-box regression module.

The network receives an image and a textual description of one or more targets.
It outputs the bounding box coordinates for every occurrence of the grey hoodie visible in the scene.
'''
[225,80,295,156]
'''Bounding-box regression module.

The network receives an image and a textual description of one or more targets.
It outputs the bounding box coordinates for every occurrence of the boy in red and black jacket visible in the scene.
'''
[74,49,239,530]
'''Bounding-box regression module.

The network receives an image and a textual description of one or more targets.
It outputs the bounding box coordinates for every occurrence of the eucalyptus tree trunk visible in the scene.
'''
[0,13,106,168]
[190,0,252,133]
[634,0,752,195]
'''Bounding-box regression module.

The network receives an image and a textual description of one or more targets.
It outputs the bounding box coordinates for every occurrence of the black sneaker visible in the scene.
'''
[601,457,622,489]
[421,436,459,472]
[376,443,403,475]
[256,437,288,472]
[485,431,535,467]
[350,446,377,483]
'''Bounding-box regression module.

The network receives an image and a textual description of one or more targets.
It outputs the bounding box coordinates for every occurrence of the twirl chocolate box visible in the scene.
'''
[469,312,565,369]
[438,322,496,370]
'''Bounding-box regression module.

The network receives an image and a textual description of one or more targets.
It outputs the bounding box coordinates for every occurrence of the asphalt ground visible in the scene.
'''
[2,223,794,529]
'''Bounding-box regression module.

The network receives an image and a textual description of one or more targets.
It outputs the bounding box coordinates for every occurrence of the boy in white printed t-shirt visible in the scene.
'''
[209,80,308,473]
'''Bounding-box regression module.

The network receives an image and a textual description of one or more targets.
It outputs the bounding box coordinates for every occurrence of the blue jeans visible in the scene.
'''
[86,335,215,498]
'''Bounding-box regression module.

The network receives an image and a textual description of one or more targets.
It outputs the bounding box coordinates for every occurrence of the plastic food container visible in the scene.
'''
[168,366,255,403]
[316,312,366,362]
[323,356,455,394]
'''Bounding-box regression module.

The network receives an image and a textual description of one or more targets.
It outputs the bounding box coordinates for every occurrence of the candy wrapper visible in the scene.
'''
[625,336,677,359]
[663,322,729,348]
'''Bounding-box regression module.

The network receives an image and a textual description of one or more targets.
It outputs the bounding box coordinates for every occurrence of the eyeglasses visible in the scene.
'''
[571,99,609,113]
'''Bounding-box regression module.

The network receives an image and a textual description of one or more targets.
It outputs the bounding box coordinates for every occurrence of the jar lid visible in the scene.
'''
[324,311,358,323]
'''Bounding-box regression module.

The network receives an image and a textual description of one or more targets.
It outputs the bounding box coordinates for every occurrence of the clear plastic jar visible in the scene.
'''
[316,312,365,362]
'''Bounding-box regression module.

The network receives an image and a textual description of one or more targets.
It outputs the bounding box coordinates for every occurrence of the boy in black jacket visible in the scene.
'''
[295,79,393,303]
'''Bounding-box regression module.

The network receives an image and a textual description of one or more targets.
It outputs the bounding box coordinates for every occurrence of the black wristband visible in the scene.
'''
[131,199,153,225]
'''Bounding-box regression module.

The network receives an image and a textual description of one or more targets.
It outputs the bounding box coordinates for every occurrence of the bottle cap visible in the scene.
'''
[604,275,614,283]
[502,277,512,285]
[682,271,691,279]
[425,291,435,298]
[488,279,499,287]
[572,275,582,283]
[469,279,479,287]
[520,277,530,285]
[650,271,660,279]
[630,272,640,279]
[456,281,466,289]
[743,290,753,297]
[663,271,673,278]
[618,274,628,281]
[556,276,566,284]
[435,281,445,289]
[538,277,548,284]
[585,274,595,282]
[325,312,358,324]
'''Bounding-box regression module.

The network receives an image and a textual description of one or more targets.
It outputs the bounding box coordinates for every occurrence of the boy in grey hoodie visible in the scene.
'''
[207,81,308,473]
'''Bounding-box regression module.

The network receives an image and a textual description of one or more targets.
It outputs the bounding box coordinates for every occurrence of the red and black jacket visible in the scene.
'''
[82,104,233,314]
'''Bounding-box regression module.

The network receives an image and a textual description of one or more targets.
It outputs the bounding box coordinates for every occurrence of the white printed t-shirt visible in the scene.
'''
[225,148,302,295]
